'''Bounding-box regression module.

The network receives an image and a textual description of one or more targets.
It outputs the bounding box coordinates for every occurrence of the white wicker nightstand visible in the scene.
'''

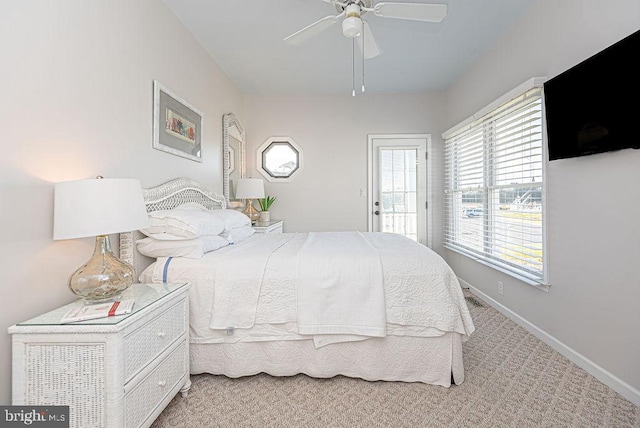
[252,219,283,234]
[8,282,191,428]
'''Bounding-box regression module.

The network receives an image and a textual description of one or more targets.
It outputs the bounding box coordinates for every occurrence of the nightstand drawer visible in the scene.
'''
[124,299,186,380]
[125,339,188,428]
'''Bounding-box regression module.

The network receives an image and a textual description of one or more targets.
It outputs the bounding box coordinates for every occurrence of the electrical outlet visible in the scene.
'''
[498,281,504,296]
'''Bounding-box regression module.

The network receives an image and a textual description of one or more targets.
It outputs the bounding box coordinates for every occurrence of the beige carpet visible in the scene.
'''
[151,291,639,427]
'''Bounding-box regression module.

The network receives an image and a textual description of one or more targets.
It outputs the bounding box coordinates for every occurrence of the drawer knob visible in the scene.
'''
[157,331,166,338]
[158,380,167,387]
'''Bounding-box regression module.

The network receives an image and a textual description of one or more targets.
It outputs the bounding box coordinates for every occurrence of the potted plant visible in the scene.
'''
[257,195,276,222]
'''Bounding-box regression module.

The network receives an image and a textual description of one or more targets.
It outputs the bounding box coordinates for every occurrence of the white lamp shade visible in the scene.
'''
[235,178,265,199]
[53,178,150,240]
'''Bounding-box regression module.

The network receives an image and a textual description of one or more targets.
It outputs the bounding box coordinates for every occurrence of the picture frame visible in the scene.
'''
[153,80,203,162]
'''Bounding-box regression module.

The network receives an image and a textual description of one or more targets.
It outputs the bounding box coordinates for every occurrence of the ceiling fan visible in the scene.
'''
[283,0,448,59]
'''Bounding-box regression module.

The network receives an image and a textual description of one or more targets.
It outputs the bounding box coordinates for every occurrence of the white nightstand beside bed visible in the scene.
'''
[252,219,283,234]
[8,282,190,428]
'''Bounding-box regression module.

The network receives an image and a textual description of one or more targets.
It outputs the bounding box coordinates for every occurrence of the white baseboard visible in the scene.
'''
[465,282,640,407]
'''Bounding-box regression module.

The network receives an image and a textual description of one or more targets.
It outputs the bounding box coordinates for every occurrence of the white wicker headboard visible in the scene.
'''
[119,177,226,279]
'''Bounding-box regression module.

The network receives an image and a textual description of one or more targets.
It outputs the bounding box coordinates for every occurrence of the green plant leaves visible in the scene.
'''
[258,195,276,211]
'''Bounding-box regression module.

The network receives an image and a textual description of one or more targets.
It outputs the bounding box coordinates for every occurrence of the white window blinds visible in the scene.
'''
[444,85,545,283]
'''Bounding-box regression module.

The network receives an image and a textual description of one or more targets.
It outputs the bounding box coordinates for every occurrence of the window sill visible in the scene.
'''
[445,245,550,292]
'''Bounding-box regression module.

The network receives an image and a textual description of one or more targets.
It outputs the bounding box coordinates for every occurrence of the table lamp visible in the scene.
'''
[235,178,264,223]
[53,177,149,303]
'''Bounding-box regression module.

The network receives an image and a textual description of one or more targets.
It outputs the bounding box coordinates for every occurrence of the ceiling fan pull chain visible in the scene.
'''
[352,38,356,97]
[361,22,366,93]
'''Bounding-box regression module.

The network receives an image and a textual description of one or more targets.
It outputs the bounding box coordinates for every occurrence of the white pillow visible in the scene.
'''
[206,209,251,232]
[136,235,229,258]
[137,232,191,241]
[141,203,225,239]
[221,225,255,244]
[138,263,154,283]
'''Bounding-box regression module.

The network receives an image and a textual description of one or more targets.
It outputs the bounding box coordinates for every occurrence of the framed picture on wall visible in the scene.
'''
[153,80,203,162]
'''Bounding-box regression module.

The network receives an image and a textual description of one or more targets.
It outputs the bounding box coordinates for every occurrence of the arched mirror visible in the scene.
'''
[222,113,246,206]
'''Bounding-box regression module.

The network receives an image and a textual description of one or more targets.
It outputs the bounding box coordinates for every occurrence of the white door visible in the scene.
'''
[368,134,430,245]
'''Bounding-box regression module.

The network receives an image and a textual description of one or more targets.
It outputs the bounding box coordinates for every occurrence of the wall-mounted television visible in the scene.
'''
[544,29,640,161]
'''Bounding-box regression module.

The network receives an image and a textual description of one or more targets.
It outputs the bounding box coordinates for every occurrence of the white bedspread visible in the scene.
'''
[140,232,475,347]
[296,232,386,337]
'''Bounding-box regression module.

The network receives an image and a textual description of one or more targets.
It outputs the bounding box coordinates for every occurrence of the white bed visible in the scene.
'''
[120,178,475,387]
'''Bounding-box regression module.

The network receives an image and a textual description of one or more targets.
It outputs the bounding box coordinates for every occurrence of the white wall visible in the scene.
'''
[0,0,243,404]
[444,0,640,403]
[244,93,447,252]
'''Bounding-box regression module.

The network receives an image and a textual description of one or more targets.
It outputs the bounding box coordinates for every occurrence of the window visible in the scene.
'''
[257,137,303,182]
[380,148,419,241]
[443,79,546,285]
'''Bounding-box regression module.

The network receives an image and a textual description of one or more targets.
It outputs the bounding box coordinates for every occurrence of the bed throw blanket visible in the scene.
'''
[296,231,386,338]
[209,234,294,330]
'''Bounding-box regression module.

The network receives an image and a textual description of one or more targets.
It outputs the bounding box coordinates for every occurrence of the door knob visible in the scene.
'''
[374,210,380,215]
[374,201,379,206]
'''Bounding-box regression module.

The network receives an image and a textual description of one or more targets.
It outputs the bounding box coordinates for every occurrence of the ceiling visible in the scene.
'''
[163,0,535,95]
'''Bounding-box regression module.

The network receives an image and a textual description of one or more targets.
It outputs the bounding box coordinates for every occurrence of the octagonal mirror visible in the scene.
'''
[257,137,303,182]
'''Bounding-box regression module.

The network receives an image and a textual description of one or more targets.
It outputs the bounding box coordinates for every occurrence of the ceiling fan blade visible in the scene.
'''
[357,21,381,59]
[373,2,447,22]
[283,14,343,45]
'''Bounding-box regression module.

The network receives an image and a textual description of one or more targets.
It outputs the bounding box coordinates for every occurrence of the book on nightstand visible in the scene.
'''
[61,299,135,323]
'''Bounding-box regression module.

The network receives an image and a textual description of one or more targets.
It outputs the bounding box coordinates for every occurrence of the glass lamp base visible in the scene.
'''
[69,235,135,303]
[242,199,261,223]
[78,293,122,305]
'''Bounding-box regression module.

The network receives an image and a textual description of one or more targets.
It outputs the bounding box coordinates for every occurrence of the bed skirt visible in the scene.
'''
[190,333,465,387]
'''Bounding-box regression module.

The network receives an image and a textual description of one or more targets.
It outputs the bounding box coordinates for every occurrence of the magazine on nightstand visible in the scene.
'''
[61,299,135,323]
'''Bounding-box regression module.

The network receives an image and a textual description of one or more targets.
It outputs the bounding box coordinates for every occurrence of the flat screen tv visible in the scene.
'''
[544,29,640,161]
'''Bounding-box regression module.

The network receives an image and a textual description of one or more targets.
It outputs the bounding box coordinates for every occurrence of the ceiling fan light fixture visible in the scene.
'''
[342,16,362,38]
[342,5,362,38]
